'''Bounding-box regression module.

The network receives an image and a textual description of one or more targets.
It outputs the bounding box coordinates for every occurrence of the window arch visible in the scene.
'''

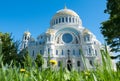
[89,60,93,66]
[40,50,42,54]
[24,36,27,40]
[87,35,90,41]
[69,17,71,22]
[88,48,91,54]
[56,19,58,24]
[77,61,80,67]
[59,18,61,23]
[56,50,58,55]
[76,37,78,44]
[84,34,90,42]
[48,48,50,54]
[62,17,64,22]
[73,50,75,55]
[58,61,61,67]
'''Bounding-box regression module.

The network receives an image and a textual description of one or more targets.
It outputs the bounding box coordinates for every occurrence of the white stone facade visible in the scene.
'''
[21,7,102,71]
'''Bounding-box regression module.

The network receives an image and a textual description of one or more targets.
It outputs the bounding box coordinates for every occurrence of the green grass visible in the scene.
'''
[0,49,120,81]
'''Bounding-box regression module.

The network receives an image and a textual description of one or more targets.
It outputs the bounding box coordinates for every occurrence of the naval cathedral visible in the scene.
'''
[20,7,102,70]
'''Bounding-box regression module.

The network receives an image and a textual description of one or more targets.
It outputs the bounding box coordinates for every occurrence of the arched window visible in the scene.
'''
[87,35,90,41]
[58,61,61,67]
[56,50,58,55]
[73,50,75,55]
[59,18,61,23]
[76,37,78,44]
[39,42,41,45]
[89,60,93,66]
[84,34,90,42]
[69,17,71,22]
[62,50,64,55]
[77,61,80,67]
[40,50,42,54]
[67,50,70,56]
[56,19,58,24]
[88,48,91,54]
[62,17,64,22]
[86,35,90,41]
[48,48,50,54]
[25,36,27,40]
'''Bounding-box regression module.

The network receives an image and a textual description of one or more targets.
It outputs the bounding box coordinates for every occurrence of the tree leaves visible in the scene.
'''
[101,0,120,52]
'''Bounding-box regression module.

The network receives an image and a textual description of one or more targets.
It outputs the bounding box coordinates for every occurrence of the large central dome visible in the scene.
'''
[50,6,82,26]
[53,7,79,18]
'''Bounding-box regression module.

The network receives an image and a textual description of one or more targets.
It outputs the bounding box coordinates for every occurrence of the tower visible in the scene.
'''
[20,31,31,51]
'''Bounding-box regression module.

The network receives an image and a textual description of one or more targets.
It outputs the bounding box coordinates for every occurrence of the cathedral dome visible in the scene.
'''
[53,7,79,18]
[50,6,82,26]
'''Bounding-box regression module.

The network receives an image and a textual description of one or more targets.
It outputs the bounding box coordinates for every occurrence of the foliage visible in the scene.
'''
[116,61,120,71]
[17,48,29,67]
[0,48,120,81]
[35,54,44,68]
[23,50,32,67]
[100,0,120,52]
[0,32,18,65]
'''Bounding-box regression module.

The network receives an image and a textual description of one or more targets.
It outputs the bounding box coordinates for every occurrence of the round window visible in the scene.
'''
[62,33,73,43]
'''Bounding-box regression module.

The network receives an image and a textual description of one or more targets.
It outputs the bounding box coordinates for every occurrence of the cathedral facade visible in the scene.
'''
[21,7,102,71]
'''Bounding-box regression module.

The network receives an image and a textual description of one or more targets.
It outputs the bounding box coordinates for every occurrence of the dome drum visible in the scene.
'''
[50,8,82,26]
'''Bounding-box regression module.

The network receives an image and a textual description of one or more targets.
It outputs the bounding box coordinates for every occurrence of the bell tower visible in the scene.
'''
[20,31,31,51]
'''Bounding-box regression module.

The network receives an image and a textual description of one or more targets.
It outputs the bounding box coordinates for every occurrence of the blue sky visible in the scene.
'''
[0,0,109,43]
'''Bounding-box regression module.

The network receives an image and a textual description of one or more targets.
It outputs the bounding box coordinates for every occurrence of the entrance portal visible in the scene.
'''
[67,60,72,71]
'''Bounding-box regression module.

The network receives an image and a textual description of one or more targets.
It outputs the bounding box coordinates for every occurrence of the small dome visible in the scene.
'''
[83,29,90,34]
[24,31,31,35]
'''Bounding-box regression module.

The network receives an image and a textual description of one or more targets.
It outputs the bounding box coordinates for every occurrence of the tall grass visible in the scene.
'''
[0,49,120,81]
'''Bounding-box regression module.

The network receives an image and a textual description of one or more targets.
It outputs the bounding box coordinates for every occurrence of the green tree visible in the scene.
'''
[0,32,18,65]
[24,50,32,67]
[100,0,120,52]
[18,49,32,67]
[35,53,44,68]
[116,61,120,71]
[0,38,2,54]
